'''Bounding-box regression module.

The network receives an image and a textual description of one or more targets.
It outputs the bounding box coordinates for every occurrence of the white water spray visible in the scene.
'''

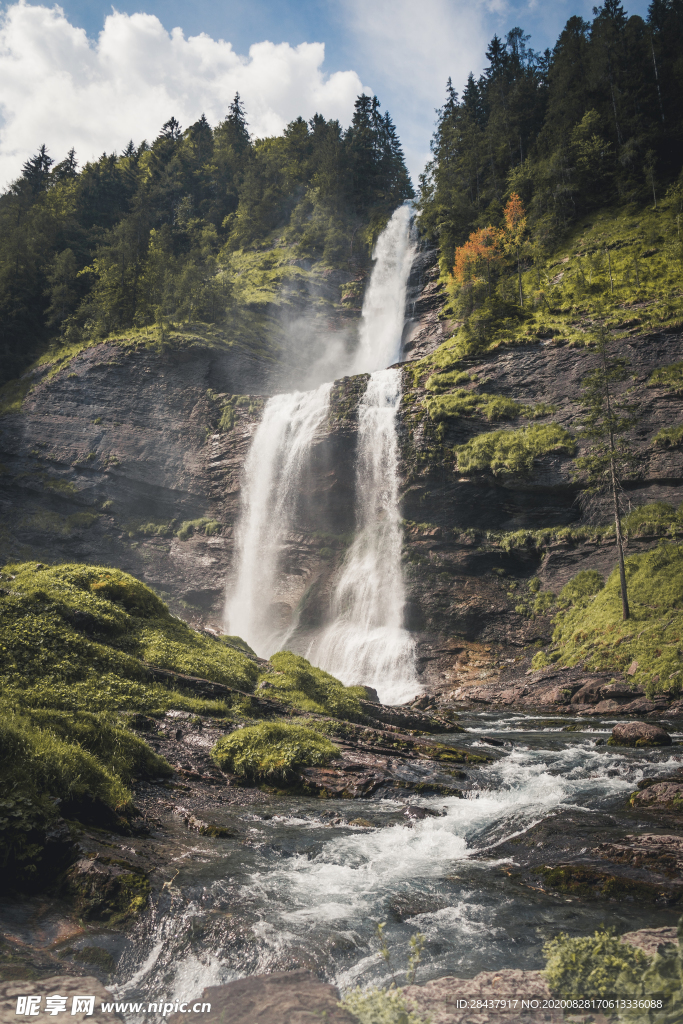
[224,383,331,657]
[308,367,417,703]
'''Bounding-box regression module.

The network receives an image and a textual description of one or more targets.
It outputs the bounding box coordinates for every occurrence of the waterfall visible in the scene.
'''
[309,204,419,703]
[225,203,419,702]
[307,367,417,704]
[223,383,331,657]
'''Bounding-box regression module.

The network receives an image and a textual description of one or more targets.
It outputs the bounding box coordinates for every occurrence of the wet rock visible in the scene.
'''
[479,735,507,747]
[358,698,464,734]
[402,969,562,1023]
[403,804,444,821]
[389,892,449,921]
[61,858,149,922]
[630,781,683,811]
[572,680,643,705]
[610,721,672,747]
[184,815,237,838]
[599,834,683,878]
[0,976,121,1023]
[169,970,355,1024]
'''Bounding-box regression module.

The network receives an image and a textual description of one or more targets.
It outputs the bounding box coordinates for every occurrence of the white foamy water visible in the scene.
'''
[223,383,331,657]
[307,368,417,703]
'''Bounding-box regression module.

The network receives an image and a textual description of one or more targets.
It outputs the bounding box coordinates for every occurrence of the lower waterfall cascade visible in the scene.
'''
[307,368,417,704]
[224,203,419,701]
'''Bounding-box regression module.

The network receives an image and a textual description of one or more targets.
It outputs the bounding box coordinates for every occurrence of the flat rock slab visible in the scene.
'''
[0,976,119,1024]
[169,970,355,1024]
[599,833,683,877]
[620,925,679,957]
[403,969,562,1023]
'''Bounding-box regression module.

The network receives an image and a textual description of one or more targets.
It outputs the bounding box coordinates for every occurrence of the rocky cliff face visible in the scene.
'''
[1,244,682,696]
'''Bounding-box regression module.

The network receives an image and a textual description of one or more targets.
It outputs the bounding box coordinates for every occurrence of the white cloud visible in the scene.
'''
[0,1,367,186]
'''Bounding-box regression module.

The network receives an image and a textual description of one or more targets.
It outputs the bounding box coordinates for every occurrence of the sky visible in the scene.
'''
[0,0,652,188]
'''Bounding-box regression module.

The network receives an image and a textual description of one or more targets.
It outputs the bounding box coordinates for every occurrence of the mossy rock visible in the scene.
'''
[211,722,341,784]
[0,561,259,835]
[72,946,117,972]
[260,651,367,720]
[62,859,151,923]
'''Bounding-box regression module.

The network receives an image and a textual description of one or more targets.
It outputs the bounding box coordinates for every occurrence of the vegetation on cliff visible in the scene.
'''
[0,95,412,387]
[532,540,683,694]
[420,2,683,274]
[258,650,367,719]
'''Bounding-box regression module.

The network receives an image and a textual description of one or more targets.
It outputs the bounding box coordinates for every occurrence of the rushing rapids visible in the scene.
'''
[224,204,418,700]
[105,715,682,1011]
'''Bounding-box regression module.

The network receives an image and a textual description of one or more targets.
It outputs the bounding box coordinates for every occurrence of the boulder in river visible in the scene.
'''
[609,721,672,747]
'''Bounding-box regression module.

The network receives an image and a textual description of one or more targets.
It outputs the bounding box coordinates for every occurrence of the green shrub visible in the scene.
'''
[341,986,428,1024]
[617,917,683,1023]
[0,795,57,887]
[264,651,367,719]
[543,927,650,1001]
[531,542,683,693]
[210,721,340,782]
[454,423,576,475]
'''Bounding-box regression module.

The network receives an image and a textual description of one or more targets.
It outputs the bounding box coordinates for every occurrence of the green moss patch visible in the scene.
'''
[454,422,576,476]
[654,424,683,448]
[532,542,683,695]
[210,721,340,783]
[260,651,367,720]
[649,361,683,393]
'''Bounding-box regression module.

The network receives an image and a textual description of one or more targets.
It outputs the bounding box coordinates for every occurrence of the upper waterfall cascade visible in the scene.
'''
[224,203,419,703]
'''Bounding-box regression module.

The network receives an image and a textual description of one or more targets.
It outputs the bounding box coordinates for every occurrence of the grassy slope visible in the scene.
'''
[531,540,683,695]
